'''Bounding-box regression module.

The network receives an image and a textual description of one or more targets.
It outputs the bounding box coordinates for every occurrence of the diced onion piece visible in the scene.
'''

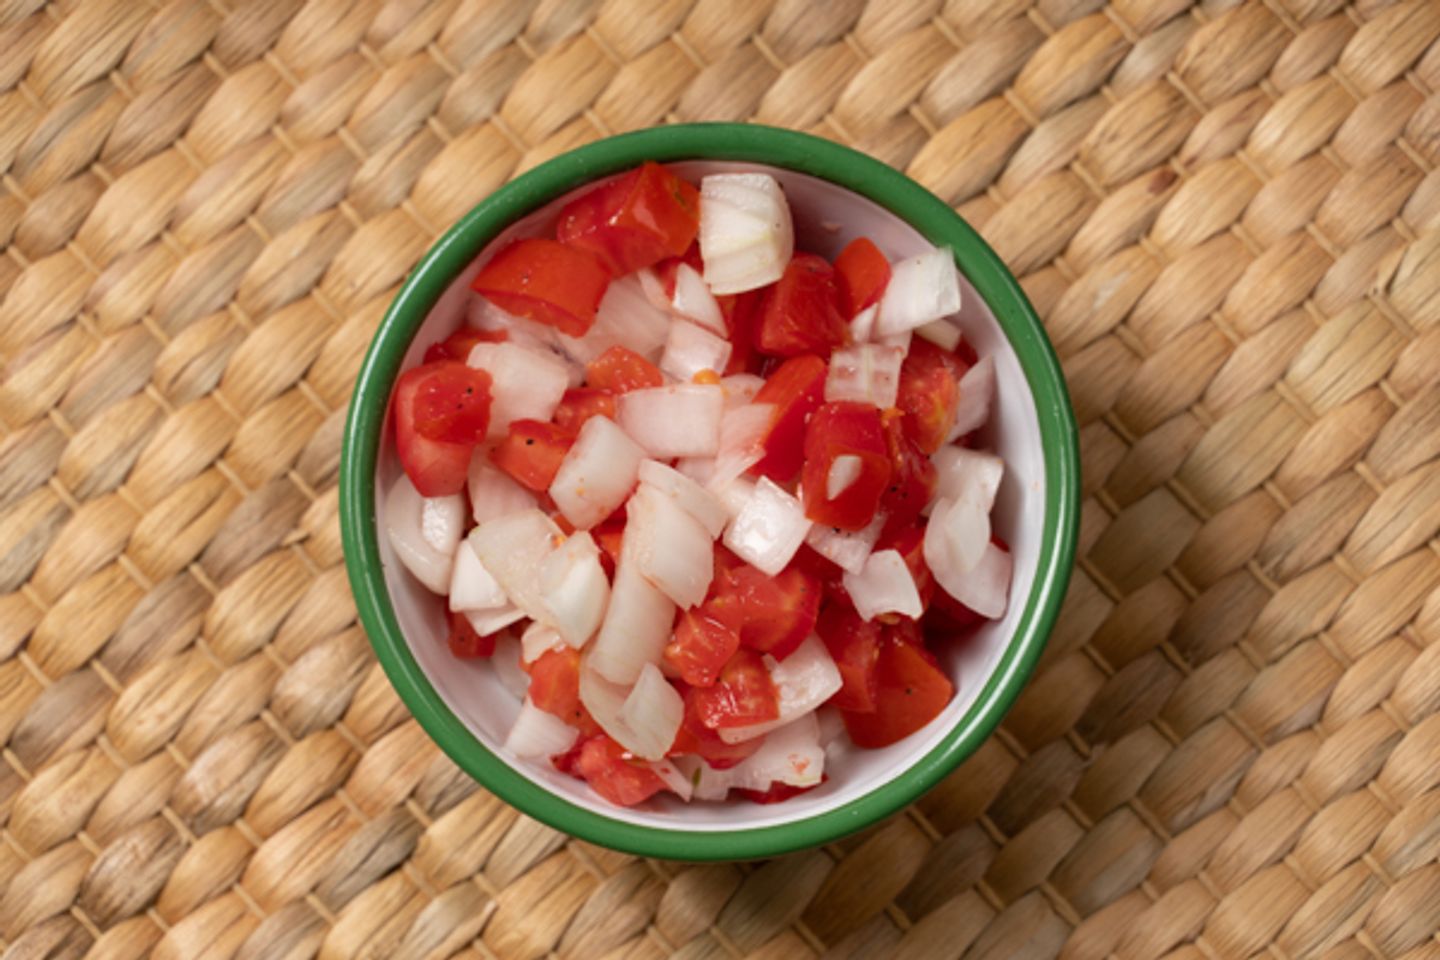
[815,705,846,747]
[521,621,565,664]
[949,356,996,441]
[492,633,529,700]
[722,477,810,576]
[708,402,774,491]
[723,713,827,794]
[549,415,645,530]
[538,531,610,647]
[468,296,563,355]
[638,459,728,538]
[699,173,794,295]
[718,636,843,743]
[637,267,671,310]
[824,344,905,408]
[930,447,1004,515]
[647,758,693,801]
[875,247,962,337]
[916,318,962,351]
[578,660,635,746]
[620,663,685,760]
[625,485,714,609]
[464,604,525,635]
[804,511,884,574]
[466,341,571,438]
[924,494,988,579]
[721,374,764,408]
[588,560,676,684]
[843,549,924,621]
[825,454,862,501]
[878,328,912,353]
[716,477,756,520]
[557,274,671,363]
[928,534,1011,620]
[448,539,509,612]
[468,509,563,623]
[505,697,578,758]
[671,263,725,335]
[385,474,464,594]
[617,384,724,458]
[849,304,877,342]
[660,319,732,383]
[468,457,537,526]
[674,456,715,485]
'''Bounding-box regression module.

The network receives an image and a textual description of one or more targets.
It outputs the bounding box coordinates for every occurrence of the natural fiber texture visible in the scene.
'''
[1,0,1438,957]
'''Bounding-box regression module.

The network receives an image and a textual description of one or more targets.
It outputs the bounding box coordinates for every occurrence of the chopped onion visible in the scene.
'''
[620,663,685,761]
[925,495,989,576]
[468,296,563,356]
[557,274,671,363]
[466,341,571,438]
[505,697,578,758]
[707,402,774,491]
[715,477,756,521]
[448,539,509,612]
[804,511,884,574]
[463,604,524,636]
[638,459,728,538]
[824,344,904,408]
[492,633,529,700]
[826,454,862,501]
[917,318,962,351]
[521,621,565,664]
[878,327,912,353]
[722,476,810,575]
[578,660,638,747]
[699,173,794,294]
[849,303,877,341]
[674,456,716,485]
[875,247,962,337]
[588,559,676,684]
[647,758,693,801]
[468,509,563,623]
[815,705,846,747]
[617,384,724,458]
[718,636,843,743]
[468,457,537,526]
[549,415,645,530]
[625,485,714,609]
[697,713,826,798]
[949,356,996,441]
[930,447,1004,515]
[843,549,924,621]
[538,531,610,647]
[384,474,465,594]
[660,319,732,382]
[671,263,725,335]
[929,535,1011,620]
[721,374,764,408]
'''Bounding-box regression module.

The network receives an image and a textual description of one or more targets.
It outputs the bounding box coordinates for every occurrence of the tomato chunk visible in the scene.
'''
[446,610,497,659]
[841,631,954,748]
[880,413,937,536]
[571,735,667,806]
[409,361,494,445]
[557,162,700,276]
[750,354,826,483]
[664,608,741,687]
[817,603,883,712]
[423,326,506,363]
[592,515,626,578]
[585,345,664,393]
[490,419,574,491]
[690,648,780,730]
[718,288,764,375]
[755,253,849,357]
[528,646,598,734]
[553,387,616,434]
[708,563,821,661]
[834,237,891,318]
[471,239,611,337]
[669,686,765,769]
[801,402,892,531]
[393,364,475,497]
[897,338,966,454]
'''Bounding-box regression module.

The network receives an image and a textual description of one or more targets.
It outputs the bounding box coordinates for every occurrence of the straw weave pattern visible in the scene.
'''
[1,0,1439,957]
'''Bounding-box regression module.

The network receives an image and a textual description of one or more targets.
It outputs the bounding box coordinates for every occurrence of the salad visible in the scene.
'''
[384,162,1009,807]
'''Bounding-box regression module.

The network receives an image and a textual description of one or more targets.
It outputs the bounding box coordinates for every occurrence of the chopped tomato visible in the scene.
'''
[409,361,494,445]
[897,338,966,454]
[557,162,700,276]
[755,253,848,357]
[663,608,741,687]
[834,237,890,317]
[878,522,935,611]
[735,778,825,804]
[446,610,497,659]
[689,648,780,730]
[553,387,616,433]
[471,238,611,337]
[393,364,474,497]
[880,414,937,536]
[528,646,599,735]
[708,562,821,661]
[791,545,851,607]
[841,631,954,748]
[571,735,667,806]
[669,687,765,768]
[718,288,764,375]
[801,402,892,531]
[585,345,664,393]
[817,603,882,712]
[423,326,505,363]
[490,419,574,491]
[592,516,626,578]
[750,354,826,483]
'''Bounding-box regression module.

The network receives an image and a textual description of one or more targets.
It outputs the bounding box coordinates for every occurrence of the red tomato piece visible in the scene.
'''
[817,602,882,712]
[528,646,599,735]
[801,402,893,531]
[663,608,741,687]
[834,237,891,318]
[668,686,765,769]
[689,648,780,730]
[553,387,616,434]
[490,419,575,492]
[880,413,938,537]
[841,631,955,748]
[897,338,966,454]
[755,253,849,357]
[471,239,611,337]
[446,610,497,659]
[708,563,821,661]
[717,288,765,375]
[409,361,494,445]
[735,778,825,804]
[592,516,626,579]
[750,354,826,483]
[423,326,507,363]
[572,735,668,806]
[557,162,701,276]
[585,345,665,393]
[393,365,474,497]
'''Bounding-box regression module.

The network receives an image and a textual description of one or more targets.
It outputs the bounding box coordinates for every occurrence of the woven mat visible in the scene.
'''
[2,1,1439,958]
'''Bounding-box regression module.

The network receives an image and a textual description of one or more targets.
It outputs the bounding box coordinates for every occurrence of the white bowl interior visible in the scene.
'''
[375,161,1046,832]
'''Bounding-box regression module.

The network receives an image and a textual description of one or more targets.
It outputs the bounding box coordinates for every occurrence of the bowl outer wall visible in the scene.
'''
[339,123,1080,860]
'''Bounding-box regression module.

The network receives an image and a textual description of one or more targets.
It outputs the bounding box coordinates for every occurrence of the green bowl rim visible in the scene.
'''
[339,123,1079,861]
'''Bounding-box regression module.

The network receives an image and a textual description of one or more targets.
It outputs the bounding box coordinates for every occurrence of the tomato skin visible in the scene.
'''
[557,162,701,276]
[471,239,611,337]
[490,419,575,492]
[708,563,821,661]
[756,254,849,357]
[817,603,883,712]
[394,365,474,497]
[664,608,741,687]
[410,361,494,445]
[446,610,497,659]
[585,345,665,393]
[880,414,938,538]
[528,646,599,735]
[897,338,966,454]
[841,631,954,748]
[571,735,668,806]
[592,516,626,579]
[834,237,891,317]
[423,326,505,363]
[690,648,780,730]
[669,686,765,768]
[801,402,893,531]
[750,354,827,483]
[553,387,616,434]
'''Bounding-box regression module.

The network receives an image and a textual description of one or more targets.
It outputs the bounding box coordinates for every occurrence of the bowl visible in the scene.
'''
[340,123,1079,860]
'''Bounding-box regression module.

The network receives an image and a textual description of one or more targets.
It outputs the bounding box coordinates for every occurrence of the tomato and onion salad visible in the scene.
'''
[384,162,1009,809]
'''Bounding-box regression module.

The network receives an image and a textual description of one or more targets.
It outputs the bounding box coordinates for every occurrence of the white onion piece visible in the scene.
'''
[917,318,962,351]
[674,456,716,485]
[578,660,638,748]
[925,495,989,578]
[549,415,645,530]
[707,402,774,492]
[538,532,610,647]
[637,267,671,311]
[878,328,912,353]
[558,274,671,363]
[468,457,537,526]
[466,342,571,438]
[505,698,578,758]
[626,485,714,609]
[722,476,810,575]
[716,477,756,520]
[826,455,862,501]
[718,636,843,743]
[815,705,846,747]
[468,296,564,357]
[588,560,676,684]
[849,304,877,341]
[804,511,885,574]
[647,758,693,801]
[638,460,728,538]
[384,474,464,594]
[824,344,904,408]
[620,663,685,761]
[491,633,529,700]
[671,263,725,335]
[463,604,525,636]
[521,621,566,664]
[469,509,563,623]
[699,173,794,294]
[875,246,962,337]
[660,319,732,383]
[949,356,996,441]
[700,713,826,797]
[930,447,1004,515]
[678,755,729,802]
[617,384,724,458]
[843,549,924,621]
[929,536,1011,620]
[721,374,764,408]
[448,539,509,612]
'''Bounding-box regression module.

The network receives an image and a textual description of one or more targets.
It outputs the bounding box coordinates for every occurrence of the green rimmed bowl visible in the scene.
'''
[339,124,1079,860]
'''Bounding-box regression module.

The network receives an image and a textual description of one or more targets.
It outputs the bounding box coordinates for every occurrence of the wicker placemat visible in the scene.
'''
[2,0,1438,957]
